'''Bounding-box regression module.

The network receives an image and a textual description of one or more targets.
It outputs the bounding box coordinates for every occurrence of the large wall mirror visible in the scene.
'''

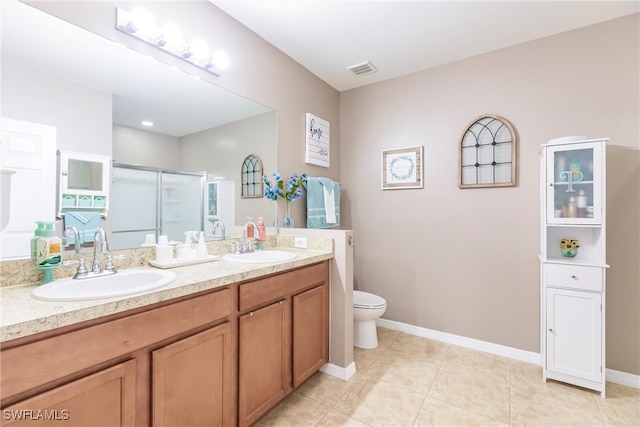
[2,0,277,257]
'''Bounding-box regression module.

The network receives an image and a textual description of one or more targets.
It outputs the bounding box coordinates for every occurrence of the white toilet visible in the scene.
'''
[353,290,387,349]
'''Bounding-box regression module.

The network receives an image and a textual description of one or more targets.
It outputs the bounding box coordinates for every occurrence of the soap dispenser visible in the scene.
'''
[197,231,208,258]
[31,221,46,260]
[177,231,197,260]
[257,217,266,242]
[245,217,254,238]
[36,222,62,266]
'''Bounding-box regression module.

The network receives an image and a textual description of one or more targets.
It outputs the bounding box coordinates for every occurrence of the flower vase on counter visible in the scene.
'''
[262,171,307,230]
[283,202,294,228]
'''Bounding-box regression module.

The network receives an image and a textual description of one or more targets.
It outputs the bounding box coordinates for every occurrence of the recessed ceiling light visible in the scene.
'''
[141,121,154,127]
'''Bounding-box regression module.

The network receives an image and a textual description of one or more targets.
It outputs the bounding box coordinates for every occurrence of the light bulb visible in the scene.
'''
[211,50,230,70]
[131,9,156,37]
[188,38,209,60]
[161,23,184,49]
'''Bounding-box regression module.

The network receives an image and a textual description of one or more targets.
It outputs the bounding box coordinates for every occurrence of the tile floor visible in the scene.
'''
[255,327,640,426]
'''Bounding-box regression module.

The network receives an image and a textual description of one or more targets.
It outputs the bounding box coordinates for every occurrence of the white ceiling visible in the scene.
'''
[211,0,640,92]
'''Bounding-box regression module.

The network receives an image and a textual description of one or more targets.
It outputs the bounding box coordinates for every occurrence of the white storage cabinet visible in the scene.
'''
[539,137,608,397]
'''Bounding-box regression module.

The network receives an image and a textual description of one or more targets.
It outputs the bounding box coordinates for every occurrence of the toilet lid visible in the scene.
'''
[353,290,386,309]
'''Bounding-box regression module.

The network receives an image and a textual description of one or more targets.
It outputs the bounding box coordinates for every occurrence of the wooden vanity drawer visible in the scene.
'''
[544,264,603,292]
[239,261,328,312]
[1,287,232,399]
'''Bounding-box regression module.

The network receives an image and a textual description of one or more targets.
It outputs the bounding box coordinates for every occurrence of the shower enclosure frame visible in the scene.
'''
[111,162,206,248]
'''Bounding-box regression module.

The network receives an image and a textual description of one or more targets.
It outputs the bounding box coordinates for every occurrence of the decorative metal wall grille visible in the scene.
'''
[241,154,263,198]
[459,115,516,188]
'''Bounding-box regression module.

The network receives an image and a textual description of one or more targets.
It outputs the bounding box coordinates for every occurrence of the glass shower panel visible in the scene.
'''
[161,172,203,243]
[110,167,159,250]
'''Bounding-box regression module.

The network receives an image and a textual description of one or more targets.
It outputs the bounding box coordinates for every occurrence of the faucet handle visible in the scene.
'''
[76,258,88,276]
[243,239,255,253]
[65,258,88,279]
[104,254,125,272]
[104,255,115,272]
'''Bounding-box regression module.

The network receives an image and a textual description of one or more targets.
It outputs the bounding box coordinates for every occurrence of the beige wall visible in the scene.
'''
[340,14,639,374]
[113,124,180,170]
[180,112,278,224]
[2,62,112,156]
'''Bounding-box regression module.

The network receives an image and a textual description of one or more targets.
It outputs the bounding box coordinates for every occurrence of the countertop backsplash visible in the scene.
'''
[0,234,333,288]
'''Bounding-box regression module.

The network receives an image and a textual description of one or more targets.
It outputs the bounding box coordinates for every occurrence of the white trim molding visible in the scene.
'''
[606,368,640,389]
[320,362,356,381]
[376,318,639,389]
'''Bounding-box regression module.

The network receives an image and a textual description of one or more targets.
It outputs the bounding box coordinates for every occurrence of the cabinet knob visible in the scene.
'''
[571,275,577,279]
[548,328,553,332]
[549,183,553,187]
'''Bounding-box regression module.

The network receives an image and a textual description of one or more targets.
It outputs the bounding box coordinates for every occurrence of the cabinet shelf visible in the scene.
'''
[545,223,601,228]
[540,256,609,268]
[552,180,594,186]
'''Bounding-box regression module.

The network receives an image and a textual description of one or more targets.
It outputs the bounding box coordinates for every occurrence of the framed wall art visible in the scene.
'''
[305,113,330,168]
[381,146,423,190]
[459,114,516,188]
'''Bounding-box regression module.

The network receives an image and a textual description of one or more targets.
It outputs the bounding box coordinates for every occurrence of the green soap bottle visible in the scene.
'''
[36,222,62,266]
[30,221,46,260]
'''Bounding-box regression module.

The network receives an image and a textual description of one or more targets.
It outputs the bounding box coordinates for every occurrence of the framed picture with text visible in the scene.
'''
[305,113,330,168]
[381,146,423,190]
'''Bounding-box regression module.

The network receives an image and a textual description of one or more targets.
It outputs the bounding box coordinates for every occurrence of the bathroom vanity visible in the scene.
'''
[0,250,331,426]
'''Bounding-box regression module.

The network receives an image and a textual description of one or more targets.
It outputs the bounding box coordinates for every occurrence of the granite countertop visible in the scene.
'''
[0,247,333,343]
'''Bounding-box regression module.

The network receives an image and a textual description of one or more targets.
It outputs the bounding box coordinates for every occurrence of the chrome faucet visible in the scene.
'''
[62,228,124,280]
[212,220,226,240]
[61,225,89,278]
[91,228,114,275]
[62,226,81,254]
[240,220,259,253]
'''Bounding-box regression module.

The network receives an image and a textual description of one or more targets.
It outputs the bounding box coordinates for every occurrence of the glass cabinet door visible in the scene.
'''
[546,142,602,224]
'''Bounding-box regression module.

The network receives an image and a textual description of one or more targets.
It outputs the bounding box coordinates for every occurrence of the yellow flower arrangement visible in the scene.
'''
[559,238,579,257]
[559,238,580,250]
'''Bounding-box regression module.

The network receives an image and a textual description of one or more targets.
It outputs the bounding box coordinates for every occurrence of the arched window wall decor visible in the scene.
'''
[459,114,517,188]
[241,154,263,198]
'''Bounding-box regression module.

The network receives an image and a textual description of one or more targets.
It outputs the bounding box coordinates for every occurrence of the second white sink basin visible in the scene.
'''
[31,268,177,302]
[223,250,297,264]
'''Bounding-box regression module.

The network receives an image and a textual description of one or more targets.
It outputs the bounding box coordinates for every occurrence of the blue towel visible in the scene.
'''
[63,211,102,244]
[306,177,340,229]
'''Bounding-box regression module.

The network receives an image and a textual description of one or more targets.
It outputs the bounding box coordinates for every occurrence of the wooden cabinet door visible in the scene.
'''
[546,287,602,382]
[2,360,136,426]
[292,284,328,387]
[152,322,233,427]
[238,300,290,427]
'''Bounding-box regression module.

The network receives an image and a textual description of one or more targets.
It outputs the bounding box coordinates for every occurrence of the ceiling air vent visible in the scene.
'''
[347,61,377,76]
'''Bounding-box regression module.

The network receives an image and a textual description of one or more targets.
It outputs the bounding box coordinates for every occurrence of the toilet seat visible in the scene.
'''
[353,290,386,309]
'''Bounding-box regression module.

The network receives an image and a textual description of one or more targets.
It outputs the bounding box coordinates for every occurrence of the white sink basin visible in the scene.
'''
[31,268,177,302]
[223,250,297,264]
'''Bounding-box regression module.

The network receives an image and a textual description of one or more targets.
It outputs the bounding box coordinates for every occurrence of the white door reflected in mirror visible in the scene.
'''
[0,118,57,260]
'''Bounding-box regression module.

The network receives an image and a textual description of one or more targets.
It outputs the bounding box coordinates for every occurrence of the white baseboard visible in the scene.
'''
[376,318,639,389]
[606,368,640,389]
[320,361,356,381]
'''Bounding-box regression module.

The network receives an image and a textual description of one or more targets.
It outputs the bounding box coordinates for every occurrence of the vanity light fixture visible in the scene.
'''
[115,7,229,76]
